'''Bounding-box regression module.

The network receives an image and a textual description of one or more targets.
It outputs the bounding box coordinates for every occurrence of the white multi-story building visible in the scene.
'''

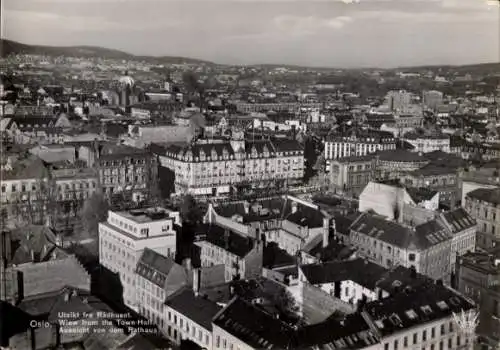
[155,134,304,197]
[386,90,413,113]
[324,130,396,165]
[98,207,179,310]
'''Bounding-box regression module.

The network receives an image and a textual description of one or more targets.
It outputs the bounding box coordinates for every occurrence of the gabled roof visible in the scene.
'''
[135,248,177,288]
[165,287,222,331]
[466,188,500,206]
[441,208,477,234]
[351,213,452,251]
[300,258,387,289]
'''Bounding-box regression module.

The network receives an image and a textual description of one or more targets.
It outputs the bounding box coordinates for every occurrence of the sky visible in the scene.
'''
[2,0,500,68]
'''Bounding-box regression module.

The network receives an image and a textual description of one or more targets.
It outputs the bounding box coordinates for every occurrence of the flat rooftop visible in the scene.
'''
[115,207,175,224]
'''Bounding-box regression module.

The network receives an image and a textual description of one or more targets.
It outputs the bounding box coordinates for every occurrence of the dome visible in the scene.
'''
[118,75,135,88]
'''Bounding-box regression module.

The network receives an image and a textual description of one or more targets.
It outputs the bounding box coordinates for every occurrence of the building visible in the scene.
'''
[204,195,331,256]
[386,90,412,113]
[98,207,179,311]
[403,133,451,154]
[328,155,375,195]
[298,258,387,306]
[324,130,396,163]
[96,143,157,203]
[375,150,429,181]
[195,223,263,282]
[464,188,500,249]
[235,102,321,114]
[164,286,222,349]
[135,248,189,331]
[402,165,459,208]
[423,90,444,111]
[155,134,304,197]
[349,212,453,282]
[456,250,500,348]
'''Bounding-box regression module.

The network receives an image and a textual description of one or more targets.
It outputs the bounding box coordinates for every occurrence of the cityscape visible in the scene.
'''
[1,0,500,349]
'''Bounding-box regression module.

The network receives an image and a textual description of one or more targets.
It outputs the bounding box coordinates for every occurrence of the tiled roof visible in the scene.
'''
[466,188,500,206]
[9,225,62,265]
[406,187,438,203]
[441,208,477,234]
[300,258,387,289]
[351,213,452,250]
[198,223,255,258]
[364,283,475,337]
[408,164,457,177]
[213,297,296,349]
[376,150,428,163]
[165,287,222,331]
[135,248,176,288]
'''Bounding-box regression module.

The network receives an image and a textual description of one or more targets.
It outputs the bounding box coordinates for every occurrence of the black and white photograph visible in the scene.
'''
[0,0,499,349]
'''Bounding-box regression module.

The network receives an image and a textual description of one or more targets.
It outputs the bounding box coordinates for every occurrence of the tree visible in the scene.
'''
[80,193,109,239]
[272,288,299,317]
[180,194,203,225]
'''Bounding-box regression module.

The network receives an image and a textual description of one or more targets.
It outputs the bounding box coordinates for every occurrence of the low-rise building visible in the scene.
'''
[375,150,429,181]
[327,155,375,195]
[403,133,451,154]
[464,188,500,249]
[99,207,179,311]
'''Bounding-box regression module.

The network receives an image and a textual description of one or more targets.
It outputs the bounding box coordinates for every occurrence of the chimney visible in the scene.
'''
[291,202,298,214]
[30,250,35,262]
[243,201,250,214]
[193,268,201,296]
[64,291,70,302]
[322,218,330,248]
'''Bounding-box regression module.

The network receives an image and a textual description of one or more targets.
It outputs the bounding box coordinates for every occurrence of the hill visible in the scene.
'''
[0,39,214,65]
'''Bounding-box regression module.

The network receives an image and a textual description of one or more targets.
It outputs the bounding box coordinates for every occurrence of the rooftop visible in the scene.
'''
[165,287,222,331]
[196,223,255,258]
[135,248,177,288]
[117,207,176,224]
[300,258,387,290]
[466,188,500,206]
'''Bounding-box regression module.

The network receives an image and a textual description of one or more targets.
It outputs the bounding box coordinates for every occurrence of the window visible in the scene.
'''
[384,344,389,350]
[1,186,5,193]
[457,336,461,346]
[431,327,435,338]
[439,341,443,350]
[403,336,408,347]
[448,338,452,348]
[440,324,445,335]
[413,333,417,344]
[394,339,398,350]
[409,253,416,261]
[422,330,427,341]
[216,336,220,348]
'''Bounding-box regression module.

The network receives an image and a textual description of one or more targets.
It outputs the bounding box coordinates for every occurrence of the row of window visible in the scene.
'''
[384,333,468,350]
[1,181,96,193]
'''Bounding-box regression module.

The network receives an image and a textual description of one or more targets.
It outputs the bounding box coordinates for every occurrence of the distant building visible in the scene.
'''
[464,188,500,249]
[328,155,375,195]
[99,207,179,311]
[324,130,396,167]
[423,90,444,111]
[375,150,429,181]
[386,90,412,113]
[403,133,451,154]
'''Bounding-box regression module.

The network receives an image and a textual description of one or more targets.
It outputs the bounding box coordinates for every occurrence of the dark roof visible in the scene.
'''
[272,139,303,153]
[466,188,500,206]
[351,213,452,250]
[165,287,222,331]
[213,297,296,349]
[198,223,255,258]
[364,284,475,337]
[9,226,62,265]
[441,208,477,234]
[300,258,387,289]
[376,150,428,163]
[214,197,325,228]
[375,266,435,294]
[296,313,379,349]
[135,248,176,288]
[406,187,438,203]
[408,164,457,177]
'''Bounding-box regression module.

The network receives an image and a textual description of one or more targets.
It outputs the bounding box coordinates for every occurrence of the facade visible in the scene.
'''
[324,130,396,162]
[464,188,500,250]
[156,135,304,197]
[327,155,375,195]
[96,143,157,203]
[423,90,444,111]
[135,248,189,331]
[98,207,179,311]
[235,102,321,113]
[375,150,429,181]
[456,250,500,348]
[350,212,453,282]
[404,134,451,154]
[386,90,412,113]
